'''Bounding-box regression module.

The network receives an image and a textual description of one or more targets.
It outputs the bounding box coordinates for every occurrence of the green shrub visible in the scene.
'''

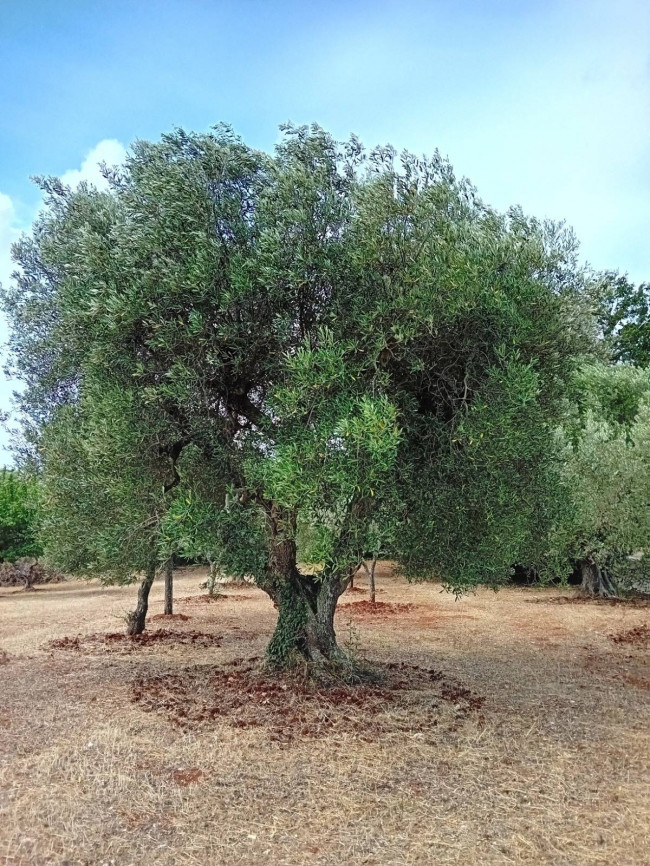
[0,468,43,563]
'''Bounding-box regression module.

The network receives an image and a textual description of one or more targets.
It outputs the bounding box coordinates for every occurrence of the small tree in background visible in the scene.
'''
[40,385,184,632]
[0,468,42,564]
[161,450,234,597]
[591,271,650,367]
[359,514,393,604]
[547,363,650,597]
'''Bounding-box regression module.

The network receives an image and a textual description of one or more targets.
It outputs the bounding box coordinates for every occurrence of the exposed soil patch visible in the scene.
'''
[130,659,483,742]
[150,613,191,622]
[178,593,256,605]
[217,580,254,589]
[0,649,10,665]
[532,594,650,608]
[623,674,650,690]
[610,623,650,647]
[171,768,203,787]
[220,594,255,602]
[47,629,222,653]
[417,612,476,626]
[339,601,416,617]
[178,594,226,604]
[345,586,367,594]
[440,681,486,712]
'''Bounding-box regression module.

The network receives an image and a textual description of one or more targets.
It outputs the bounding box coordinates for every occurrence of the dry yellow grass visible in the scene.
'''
[1,565,649,865]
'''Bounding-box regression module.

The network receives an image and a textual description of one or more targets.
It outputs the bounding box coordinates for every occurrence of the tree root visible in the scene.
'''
[262,649,383,686]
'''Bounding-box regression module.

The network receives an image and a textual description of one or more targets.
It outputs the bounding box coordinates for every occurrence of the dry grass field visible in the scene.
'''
[1,564,649,866]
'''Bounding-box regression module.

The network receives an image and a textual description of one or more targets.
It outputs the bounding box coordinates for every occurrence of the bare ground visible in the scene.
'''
[0,565,648,865]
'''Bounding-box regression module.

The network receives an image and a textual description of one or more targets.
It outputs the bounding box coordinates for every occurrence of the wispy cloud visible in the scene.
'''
[59,139,128,191]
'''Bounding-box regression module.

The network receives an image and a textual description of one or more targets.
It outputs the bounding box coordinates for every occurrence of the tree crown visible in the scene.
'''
[2,124,594,590]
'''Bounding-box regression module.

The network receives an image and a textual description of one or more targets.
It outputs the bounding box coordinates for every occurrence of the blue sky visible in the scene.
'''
[1,0,649,462]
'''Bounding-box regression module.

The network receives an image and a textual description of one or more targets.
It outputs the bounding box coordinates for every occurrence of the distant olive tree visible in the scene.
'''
[545,363,650,597]
[591,271,650,367]
[0,468,42,563]
[40,386,184,632]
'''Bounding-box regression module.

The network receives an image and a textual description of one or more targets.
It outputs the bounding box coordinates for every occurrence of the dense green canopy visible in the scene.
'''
[546,362,650,596]
[2,124,594,669]
[591,271,650,367]
[0,468,42,563]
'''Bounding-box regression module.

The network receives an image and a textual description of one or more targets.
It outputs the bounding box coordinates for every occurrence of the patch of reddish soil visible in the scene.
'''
[440,681,486,712]
[131,660,484,742]
[150,613,190,622]
[610,624,650,647]
[345,586,367,594]
[623,675,650,690]
[339,601,416,618]
[171,768,203,786]
[416,613,476,626]
[47,629,222,653]
[534,595,650,608]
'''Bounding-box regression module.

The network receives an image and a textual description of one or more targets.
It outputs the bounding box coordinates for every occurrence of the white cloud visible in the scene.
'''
[60,138,128,191]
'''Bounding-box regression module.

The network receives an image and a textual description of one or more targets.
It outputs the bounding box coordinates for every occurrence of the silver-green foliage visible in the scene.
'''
[0,468,42,563]
[40,385,179,583]
[2,123,594,661]
[553,363,650,591]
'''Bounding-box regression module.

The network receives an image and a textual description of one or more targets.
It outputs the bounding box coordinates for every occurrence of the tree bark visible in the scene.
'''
[580,558,617,598]
[368,557,377,604]
[126,565,156,635]
[360,558,378,602]
[207,560,218,596]
[21,560,37,592]
[265,572,346,669]
[260,503,350,671]
[164,558,173,615]
[259,500,376,679]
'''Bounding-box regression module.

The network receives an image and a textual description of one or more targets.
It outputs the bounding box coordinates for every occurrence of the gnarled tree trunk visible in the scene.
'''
[261,503,350,672]
[260,501,376,680]
[265,571,347,669]
[126,565,156,635]
[580,558,617,598]
[164,558,173,615]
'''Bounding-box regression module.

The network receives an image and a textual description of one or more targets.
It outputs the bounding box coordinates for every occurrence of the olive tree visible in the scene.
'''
[590,271,650,367]
[551,363,650,596]
[160,449,235,596]
[39,384,184,632]
[2,124,591,673]
[0,468,42,563]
